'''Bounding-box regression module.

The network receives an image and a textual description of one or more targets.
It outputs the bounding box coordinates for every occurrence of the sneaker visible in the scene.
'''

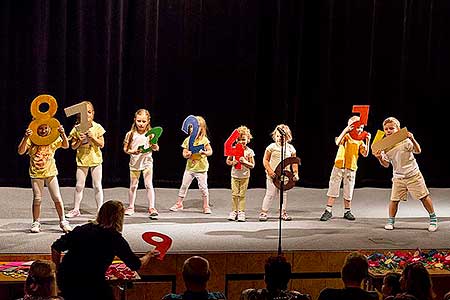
[228,211,238,221]
[281,211,292,221]
[343,211,355,221]
[428,224,438,232]
[237,211,246,222]
[148,208,159,220]
[384,223,394,230]
[320,210,332,221]
[203,207,212,214]
[169,202,183,212]
[30,221,41,233]
[259,212,268,222]
[65,209,81,218]
[60,220,72,233]
[124,207,135,216]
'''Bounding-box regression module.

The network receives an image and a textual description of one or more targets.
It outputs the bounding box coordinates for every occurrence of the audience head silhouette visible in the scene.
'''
[341,251,369,286]
[182,256,211,291]
[397,262,434,300]
[264,255,292,291]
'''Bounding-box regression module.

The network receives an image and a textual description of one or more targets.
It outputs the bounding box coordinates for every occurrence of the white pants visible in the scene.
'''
[128,167,155,208]
[73,165,104,210]
[261,178,288,211]
[178,170,209,198]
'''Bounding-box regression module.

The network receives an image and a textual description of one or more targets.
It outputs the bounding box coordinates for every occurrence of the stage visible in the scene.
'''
[1,186,449,254]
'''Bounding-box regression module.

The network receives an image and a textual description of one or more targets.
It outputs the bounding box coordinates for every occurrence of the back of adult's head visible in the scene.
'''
[95,200,124,232]
[182,256,211,288]
[401,263,434,300]
[341,251,369,285]
[24,260,57,297]
[264,255,292,291]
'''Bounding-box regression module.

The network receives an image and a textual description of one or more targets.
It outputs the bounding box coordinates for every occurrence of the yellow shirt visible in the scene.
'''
[182,136,210,172]
[334,134,364,171]
[27,137,62,178]
[69,121,106,167]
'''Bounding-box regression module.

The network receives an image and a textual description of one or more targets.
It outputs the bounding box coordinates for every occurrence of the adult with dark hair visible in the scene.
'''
[240,255,311,300]
[318,251,379,300]
[162,255,226,300]
[394,263,435,300]
[51,200,159,300]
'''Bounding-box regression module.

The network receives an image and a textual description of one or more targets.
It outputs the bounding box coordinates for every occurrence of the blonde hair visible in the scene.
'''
[25,260,57,297]
[271,124,292,143]
[126,109,151,150]
[237,125,253,140]
[195,116,208,140]
[347,116,360,127]
[383,117,400,129]
[95,200,125,233]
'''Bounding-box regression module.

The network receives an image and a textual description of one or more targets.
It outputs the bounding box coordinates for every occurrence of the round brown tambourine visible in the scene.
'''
[28,94,61,145]
[273,157,301,191]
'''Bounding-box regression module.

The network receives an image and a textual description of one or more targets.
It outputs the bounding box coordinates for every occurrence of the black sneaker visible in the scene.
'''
[343,211,355,221]
[320,210,332,221]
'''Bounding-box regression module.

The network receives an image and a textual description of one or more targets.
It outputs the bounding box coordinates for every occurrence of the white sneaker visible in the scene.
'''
[237,211,246,222]
[227,211,237,221]
[60,220,72,233]
[428,224,438,232]
[65,209,81,218]
[169,202,183,212]
[384,223,394,230]
[124,207,135,216]
[30,221,41,233]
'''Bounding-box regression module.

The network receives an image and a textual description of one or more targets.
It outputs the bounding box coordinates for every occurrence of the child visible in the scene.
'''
[373,117,438,232]
[123,109,160,219]
[65,101,106,218]
[225,126,255,222]
[320,116,371,221]
[381,272,401,300]
[259,124,299,221]
[17,124,72,233]
[22,259,63,300]
[170,116,213,214]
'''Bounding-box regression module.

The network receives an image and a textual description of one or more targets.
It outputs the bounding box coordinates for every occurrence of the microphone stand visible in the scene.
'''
[278,133,285,256]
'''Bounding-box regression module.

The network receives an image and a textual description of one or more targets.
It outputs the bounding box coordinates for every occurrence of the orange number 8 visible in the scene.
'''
[28,95,61,145]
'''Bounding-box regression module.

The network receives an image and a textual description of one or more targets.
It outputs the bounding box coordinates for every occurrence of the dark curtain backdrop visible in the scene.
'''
[1,0,449,189]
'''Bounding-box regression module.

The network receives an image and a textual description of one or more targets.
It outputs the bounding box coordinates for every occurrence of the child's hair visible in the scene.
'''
[130,109,151,132]
[195,116,208,140]
[383,117,400,129]
[125,109,151,150]
[95,200,125,233]
[347,116,360,127]
[237,125,253,140]
[75,100,94,125]
[24,260,57,297]
[271,124,292,143]
[384,272,401,296]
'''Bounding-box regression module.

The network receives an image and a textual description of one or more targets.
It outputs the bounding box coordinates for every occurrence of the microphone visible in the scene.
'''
[277,126,286,135]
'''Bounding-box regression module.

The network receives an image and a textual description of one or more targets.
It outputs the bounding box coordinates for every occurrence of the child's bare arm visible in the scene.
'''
[407,132,421,154]
[18,128,32,155]
[263,150,275,178]
[335,124,352,146]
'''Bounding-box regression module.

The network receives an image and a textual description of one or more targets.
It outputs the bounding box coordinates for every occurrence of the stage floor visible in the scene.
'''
[0,187,449,254]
